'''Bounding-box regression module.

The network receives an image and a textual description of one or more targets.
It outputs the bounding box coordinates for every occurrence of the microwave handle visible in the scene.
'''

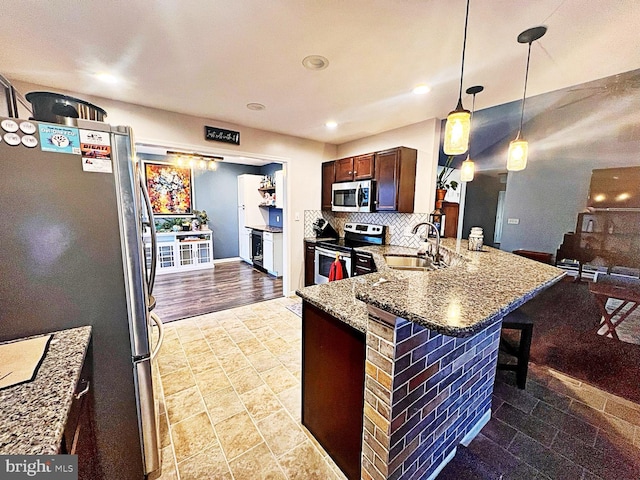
[356,183,362,208]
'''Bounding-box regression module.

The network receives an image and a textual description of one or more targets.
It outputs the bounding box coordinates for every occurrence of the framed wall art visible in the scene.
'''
[143,161,194,216]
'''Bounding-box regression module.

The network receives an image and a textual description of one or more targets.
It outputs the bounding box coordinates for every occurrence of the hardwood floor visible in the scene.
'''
[151,261,283,322]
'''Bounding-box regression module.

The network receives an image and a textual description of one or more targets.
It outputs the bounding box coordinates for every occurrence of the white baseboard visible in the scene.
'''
[460,409,491,446]
[425,447,457,480]
[213,257,242,264]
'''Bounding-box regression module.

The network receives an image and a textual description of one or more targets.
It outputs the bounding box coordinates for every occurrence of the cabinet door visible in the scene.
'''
[374,147,417,213]
[275,170,284,209]
[374,149,400,211]
[264,238,274,271]
[334,157,354,182]
[321,162,335,211]
[239,228,251,263]
[441,201,459,238]
[353,153,374,180]
[304,242,316,286]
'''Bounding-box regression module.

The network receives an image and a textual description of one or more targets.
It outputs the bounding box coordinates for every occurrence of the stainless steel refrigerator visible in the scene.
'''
[0,112,163,479]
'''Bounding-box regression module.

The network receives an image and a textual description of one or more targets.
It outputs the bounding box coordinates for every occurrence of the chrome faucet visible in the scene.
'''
[411,222,442,264]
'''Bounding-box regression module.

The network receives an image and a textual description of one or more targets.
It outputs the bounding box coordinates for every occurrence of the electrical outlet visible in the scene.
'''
[507,218,520,225]
[276,215,280,222]
[294,212,300,221]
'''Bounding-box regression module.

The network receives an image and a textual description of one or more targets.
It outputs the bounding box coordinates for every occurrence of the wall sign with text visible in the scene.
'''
[204,126,240,145]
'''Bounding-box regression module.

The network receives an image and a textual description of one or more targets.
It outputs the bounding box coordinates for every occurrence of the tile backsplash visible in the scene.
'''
[304,210,432,248]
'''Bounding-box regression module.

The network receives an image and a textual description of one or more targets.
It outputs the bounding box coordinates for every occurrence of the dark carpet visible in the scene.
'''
[519,279,640,404]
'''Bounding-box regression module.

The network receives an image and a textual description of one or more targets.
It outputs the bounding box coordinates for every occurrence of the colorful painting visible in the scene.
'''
[144,162,193,216]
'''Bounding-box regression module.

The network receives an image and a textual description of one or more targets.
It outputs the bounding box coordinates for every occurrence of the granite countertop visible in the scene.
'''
[0,326,92,455]
[296,239,565,336]
[247,225,283,233]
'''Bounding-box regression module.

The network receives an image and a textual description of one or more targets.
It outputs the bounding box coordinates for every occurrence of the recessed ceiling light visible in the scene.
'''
[94,72,120,84]
[302,55,329,71]
[412,84,431,95]
[247,103,266,111]
[325,121,338,129]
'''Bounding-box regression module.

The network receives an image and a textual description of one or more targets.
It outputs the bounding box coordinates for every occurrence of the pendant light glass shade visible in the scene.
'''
[460,156,475,182]
[507,138,528,171]
[507,26,546,172]
[443,0,471,156]
[444,107,471,155]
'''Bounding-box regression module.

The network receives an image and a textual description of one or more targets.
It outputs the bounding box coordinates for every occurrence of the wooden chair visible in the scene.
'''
[497,309,534,389]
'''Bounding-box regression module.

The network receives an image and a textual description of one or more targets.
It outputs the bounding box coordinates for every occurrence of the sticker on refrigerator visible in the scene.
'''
[79,129,111,160]
[38,124,81,154]
[82,157,113,173]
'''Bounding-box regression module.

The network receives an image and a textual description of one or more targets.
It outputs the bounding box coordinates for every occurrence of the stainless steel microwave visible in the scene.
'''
[331,180,374,212]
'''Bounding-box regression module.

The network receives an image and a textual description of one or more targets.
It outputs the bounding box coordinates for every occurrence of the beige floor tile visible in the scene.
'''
[160,336,183,356]
[263,337,292,356]
[181,337,212,358]
[161,367,196,397]
[158,446,178,480]
[604,396,640,426]
[218,351,252,375]
[188,351,221,375]
[228,442,286,480]
[207,337,237,355]
[242,317,267,331]
[177,440,232,480]
[277,386,301,421]
[240,384,284,422]
[194,366,231,397]
[237,337,266,356]
[634,426,640,447]
[257,409,307,457]
[262,366,299,394]
[159,411,171,448]
[277,350,301,374]
[170,411,216,462]
[215,411,263,461]
[165,386,205,425]
[227,366,264,395]
[226,327,255,343]
[157,351,189,376]
[204,387,245,424]
[253,326,281,343]
[278,440,340,479]
[175,326,204,344]
[247,349,281,373]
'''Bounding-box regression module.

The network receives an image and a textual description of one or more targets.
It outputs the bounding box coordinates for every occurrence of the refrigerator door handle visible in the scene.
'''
[149,312,164,360]
[139,173,157,295]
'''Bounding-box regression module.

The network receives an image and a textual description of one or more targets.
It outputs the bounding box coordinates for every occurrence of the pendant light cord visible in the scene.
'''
[457,0,471,105]
[518,42,533,134]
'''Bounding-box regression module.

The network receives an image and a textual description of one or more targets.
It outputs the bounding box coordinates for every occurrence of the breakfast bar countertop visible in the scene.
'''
[0,326,92,455]
[297,239,565,336]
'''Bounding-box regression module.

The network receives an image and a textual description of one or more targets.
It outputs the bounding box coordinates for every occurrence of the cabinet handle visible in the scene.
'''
[75,380,90,399]
[348,171,352,175]
[354,171,357,175]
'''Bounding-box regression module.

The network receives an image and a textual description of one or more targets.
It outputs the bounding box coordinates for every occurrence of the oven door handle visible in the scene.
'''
[316,246,351,258]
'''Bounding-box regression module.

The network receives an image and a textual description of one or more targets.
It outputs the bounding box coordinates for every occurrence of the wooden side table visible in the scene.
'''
[589,275,640,341]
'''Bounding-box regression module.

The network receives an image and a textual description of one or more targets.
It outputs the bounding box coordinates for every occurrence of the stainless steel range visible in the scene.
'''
[314,223,385,284]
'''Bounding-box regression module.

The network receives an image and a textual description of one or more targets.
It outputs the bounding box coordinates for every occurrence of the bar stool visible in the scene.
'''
[497,309,534,389]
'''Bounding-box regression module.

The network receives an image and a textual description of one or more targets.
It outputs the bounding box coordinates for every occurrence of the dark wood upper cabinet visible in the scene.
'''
[374,147,417,213]
[334,154,374,182]
[321,161,335,211]
[353,153,374,180]
[334,157,354,182]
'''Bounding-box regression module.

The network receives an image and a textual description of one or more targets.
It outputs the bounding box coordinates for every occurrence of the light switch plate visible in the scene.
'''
[507,218,520,225]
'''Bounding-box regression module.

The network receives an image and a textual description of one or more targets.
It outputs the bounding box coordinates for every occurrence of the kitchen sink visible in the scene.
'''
[384,255,439,271]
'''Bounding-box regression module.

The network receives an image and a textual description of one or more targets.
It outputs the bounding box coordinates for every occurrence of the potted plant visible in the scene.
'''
[194,210,209,230]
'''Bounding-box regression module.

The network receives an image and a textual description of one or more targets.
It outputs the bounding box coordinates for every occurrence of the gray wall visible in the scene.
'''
[458,68,640,255]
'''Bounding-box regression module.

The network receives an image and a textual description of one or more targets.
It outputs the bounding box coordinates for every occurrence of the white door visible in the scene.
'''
[494,190,506,245]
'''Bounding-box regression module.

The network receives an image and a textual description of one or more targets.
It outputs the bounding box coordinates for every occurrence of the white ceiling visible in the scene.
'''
[1,0,639,145]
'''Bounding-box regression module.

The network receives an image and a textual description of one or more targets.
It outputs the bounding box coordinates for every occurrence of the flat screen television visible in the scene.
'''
[587,166,640,210]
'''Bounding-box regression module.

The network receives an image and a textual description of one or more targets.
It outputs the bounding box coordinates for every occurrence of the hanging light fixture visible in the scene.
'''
[443,0,472,155]
[460,85,483,182]
[507,26,547,171]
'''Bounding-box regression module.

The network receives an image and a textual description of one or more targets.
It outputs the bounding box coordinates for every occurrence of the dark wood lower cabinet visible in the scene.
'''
[302,301,365,480]
[60,345,98,479]
[304,241,316,286]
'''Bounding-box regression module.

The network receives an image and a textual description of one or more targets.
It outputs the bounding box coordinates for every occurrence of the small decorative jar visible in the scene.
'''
[468,227,484,251]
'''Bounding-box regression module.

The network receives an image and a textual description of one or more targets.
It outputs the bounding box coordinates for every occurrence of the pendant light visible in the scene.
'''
[443,0,472,155]
[507,26,547,171]
[460,85,483,182]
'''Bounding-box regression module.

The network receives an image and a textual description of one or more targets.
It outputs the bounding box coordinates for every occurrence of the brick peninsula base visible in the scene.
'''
[362,305,501,480]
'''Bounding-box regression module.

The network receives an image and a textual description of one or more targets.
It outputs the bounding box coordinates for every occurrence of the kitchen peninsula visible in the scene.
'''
[297,239,564,480]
